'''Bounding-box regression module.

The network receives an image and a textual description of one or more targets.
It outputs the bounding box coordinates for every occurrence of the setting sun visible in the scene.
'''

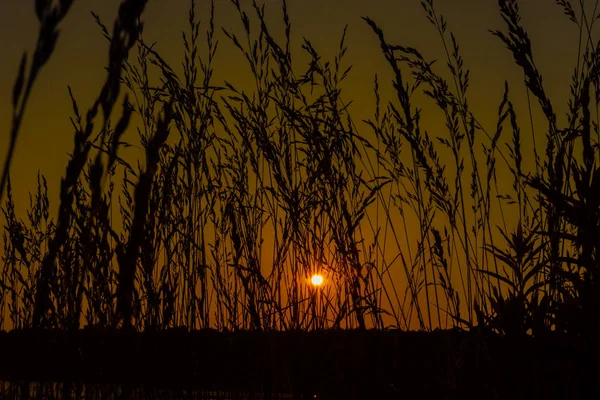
[311,274,324,286]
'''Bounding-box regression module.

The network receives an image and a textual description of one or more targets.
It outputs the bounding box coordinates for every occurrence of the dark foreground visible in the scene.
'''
[0,328,597,399]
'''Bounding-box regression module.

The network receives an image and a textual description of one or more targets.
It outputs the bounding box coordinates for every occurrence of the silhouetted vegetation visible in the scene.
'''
[1,0,599,397]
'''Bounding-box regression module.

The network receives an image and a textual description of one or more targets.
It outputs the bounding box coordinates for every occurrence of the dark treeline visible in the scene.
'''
[0,328,592,398]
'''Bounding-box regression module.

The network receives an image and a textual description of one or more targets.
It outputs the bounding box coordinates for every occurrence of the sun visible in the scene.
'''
[310,274,324,286]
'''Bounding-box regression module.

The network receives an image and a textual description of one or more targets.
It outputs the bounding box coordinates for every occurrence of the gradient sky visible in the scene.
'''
[0,0,584,213]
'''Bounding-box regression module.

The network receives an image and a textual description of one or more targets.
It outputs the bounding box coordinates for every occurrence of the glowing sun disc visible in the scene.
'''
[311,274,324,286]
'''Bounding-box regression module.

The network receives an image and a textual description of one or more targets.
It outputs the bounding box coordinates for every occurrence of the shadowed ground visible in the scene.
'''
[0,328,596,399]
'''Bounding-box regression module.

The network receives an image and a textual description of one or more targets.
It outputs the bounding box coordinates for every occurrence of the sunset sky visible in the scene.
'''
[0,0,584,211]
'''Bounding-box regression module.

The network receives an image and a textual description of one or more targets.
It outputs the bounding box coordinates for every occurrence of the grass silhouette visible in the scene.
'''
[0,0,599,398]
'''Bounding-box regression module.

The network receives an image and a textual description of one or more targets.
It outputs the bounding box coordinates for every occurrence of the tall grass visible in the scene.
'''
[0,0,598,337]
[0,0,75,203]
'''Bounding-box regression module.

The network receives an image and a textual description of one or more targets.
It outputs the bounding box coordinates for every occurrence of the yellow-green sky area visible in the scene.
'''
[0,0,583,211]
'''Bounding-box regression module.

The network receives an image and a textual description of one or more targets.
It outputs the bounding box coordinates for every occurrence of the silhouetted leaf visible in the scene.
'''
[35,0,49,21]
[12,53,27,108]
[476,268,517,293]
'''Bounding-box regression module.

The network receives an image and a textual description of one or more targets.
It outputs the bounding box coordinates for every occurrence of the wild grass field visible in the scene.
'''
[1,0,600,398]
[0,0,598,358]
